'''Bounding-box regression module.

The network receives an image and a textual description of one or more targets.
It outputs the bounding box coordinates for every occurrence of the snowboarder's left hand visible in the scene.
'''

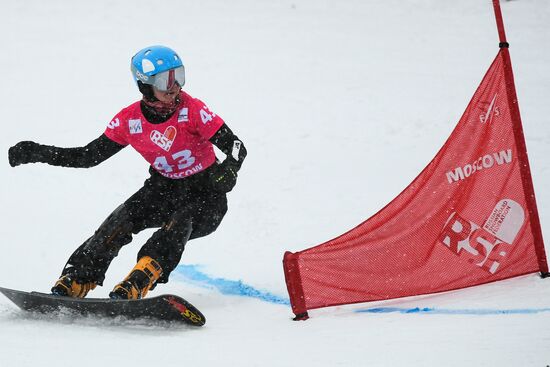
[210,161,238,193]
[8,141,44,167]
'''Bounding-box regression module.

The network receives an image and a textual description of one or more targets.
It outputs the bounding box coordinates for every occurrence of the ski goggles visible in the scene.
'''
[149,66,185,91]
[135,66,185,91]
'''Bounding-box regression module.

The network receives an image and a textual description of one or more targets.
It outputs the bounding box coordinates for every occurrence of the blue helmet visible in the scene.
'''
[130,45,185,91]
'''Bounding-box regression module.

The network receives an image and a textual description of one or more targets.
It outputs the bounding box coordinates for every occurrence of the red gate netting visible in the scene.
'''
[283,48,549,320]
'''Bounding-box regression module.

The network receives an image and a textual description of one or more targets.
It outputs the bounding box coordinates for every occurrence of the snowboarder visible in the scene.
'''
[7,45,246,300]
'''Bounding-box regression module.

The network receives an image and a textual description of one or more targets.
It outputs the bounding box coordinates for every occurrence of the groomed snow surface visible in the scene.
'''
[1,1,549,366]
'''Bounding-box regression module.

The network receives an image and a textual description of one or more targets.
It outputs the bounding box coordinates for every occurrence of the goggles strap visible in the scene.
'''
[167,69,176,90]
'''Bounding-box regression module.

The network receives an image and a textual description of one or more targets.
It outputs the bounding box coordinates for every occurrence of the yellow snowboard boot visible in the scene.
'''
[109,256,163,300]
[51,275,97,298]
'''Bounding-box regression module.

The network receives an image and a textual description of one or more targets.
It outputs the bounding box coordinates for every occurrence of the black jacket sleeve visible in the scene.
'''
[209,123,247,170]
[32,134,125,168]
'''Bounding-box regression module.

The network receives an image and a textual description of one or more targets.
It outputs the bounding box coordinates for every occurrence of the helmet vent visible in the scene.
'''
[141,59,155,73]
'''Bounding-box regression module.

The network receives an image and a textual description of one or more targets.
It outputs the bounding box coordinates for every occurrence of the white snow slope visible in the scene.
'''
[1,1,549,366]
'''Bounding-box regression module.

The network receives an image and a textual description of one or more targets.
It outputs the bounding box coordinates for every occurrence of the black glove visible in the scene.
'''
[8,141,44,167]
[210,161,239,193]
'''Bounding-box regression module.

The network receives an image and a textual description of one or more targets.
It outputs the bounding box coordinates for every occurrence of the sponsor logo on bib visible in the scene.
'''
[150,126,177,152]
[129,119,143,134]
[178,108,189,123]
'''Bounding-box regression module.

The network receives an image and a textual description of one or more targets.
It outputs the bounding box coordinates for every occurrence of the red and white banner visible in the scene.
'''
[283,47,548,319]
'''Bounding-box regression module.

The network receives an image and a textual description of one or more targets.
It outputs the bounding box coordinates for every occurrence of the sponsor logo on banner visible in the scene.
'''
[178,108,189,122]
[129,119,143,134]
[438,199,525,274]
[107,118,120,130]
[479,94,501,124]
[446,149,513,184]
[150,126,177,152]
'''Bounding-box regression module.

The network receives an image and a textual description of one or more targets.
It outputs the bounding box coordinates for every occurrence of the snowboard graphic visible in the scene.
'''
[0,286,205,326]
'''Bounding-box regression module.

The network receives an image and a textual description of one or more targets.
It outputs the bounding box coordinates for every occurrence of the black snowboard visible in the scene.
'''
[0,286,205,326]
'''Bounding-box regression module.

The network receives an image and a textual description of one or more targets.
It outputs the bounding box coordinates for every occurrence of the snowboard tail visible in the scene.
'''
[0,286,205,326]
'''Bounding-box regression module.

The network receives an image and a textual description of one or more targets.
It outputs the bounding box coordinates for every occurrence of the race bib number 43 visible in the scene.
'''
[153,149,204,179]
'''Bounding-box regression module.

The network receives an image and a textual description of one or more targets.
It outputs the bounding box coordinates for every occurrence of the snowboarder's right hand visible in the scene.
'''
[8,141,43,167]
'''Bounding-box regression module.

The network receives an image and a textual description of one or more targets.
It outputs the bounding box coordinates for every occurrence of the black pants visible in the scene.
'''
[60,166,227,285]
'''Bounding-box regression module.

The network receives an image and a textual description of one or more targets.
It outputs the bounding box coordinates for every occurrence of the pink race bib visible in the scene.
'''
[104,91,224,179]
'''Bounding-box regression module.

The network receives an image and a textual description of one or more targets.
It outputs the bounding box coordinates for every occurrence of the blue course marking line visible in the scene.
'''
[356,307,550,315]
[173,264,290,305]
[174,265,550,315]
